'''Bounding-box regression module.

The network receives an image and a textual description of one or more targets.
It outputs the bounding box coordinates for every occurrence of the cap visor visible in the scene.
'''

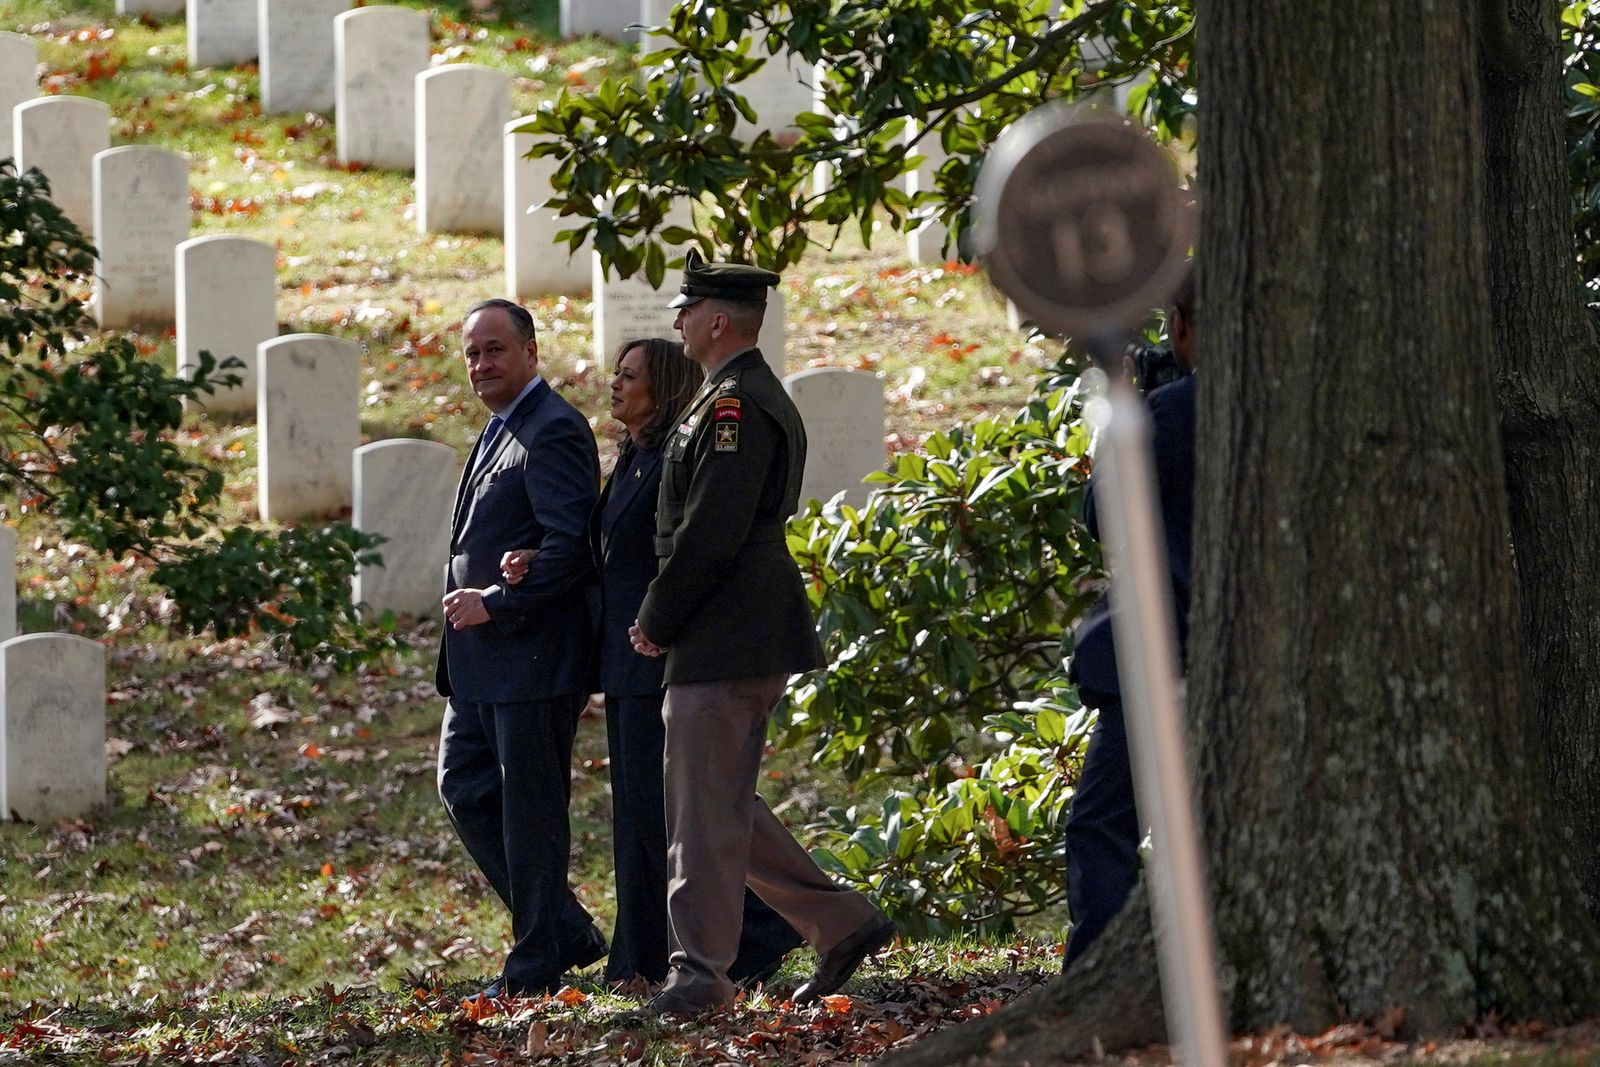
[666,292,703,309]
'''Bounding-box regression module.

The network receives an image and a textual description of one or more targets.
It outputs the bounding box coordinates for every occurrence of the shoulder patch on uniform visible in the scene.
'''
[717,376,739,394]
[714,397,740,409]
[715,423,739,451]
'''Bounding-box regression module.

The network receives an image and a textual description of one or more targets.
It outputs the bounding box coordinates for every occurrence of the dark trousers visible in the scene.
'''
[605,691,802,984]
[438,695,595,987]
[1062,690,1140,968]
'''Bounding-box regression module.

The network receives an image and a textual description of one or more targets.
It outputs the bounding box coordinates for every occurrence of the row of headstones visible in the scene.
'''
[2,44,801,352]
[2,2,947,251]
[0,113,790,405]
[3,26,949,352]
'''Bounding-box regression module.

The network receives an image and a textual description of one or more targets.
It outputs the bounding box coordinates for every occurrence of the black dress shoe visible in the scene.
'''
[562,923,608,971]
[792,915,896,1004]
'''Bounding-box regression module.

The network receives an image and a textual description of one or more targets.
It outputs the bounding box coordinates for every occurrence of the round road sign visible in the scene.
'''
[972,104,1194,339]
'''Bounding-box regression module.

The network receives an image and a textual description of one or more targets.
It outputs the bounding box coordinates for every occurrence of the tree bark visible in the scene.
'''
[1189,0,1598,1032]
[1483,0,1600,917]
[891,3,1600,1063]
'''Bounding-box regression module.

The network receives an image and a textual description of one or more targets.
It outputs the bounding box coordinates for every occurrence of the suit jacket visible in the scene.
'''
[435,380,601,703]
[636,348,826,685]
[590,439,667,697]
[1069,372,1195,696]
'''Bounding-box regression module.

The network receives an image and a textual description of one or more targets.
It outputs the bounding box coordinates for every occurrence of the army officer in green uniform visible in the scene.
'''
[627,251,895,1017]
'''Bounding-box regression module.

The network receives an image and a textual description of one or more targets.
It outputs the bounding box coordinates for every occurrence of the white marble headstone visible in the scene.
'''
[505,119,590,298]
[257,334,360,521]
[13,96,110,238]
[188,0,259,68]
[0,33,38,164]
[352,440,457,619]
[783,368,885,510]
[335,7,429,170]
[0,634,106,823]
[594,254,786,377]
[592,256,677,366]
[93,146,190,329]
[809,59,835,197]
[259,0,352,115]
[905,121,951,264]
[561,0,637,39]
[0,526,14,645]
[416,65,510,235]
[757,288,786,376]
[637,0,672,46]
[177,235,278,413]
[117,0,184,13]
[735,41,815,142]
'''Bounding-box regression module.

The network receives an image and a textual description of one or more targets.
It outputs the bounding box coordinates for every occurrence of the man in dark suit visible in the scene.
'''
[627,253,895,1017]
[1062,272,1197,968]
[436,298,606,997]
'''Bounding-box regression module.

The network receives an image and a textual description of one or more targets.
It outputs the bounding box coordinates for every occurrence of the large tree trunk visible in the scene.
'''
[1189,0,1597,1032]
[889,3,1599,1062]
[1483,0,1600,916]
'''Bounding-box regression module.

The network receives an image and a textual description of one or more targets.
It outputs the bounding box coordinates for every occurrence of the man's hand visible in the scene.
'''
[442,588,492,630]
[499,549,537,585]
[629,622,664,658]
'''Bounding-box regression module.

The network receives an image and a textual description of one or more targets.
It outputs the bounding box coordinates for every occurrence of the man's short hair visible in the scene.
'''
[707,298,766,339]
[465,298,536,344]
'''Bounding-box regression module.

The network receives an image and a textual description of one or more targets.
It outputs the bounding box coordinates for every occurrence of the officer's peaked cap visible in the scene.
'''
[666,248,780,308]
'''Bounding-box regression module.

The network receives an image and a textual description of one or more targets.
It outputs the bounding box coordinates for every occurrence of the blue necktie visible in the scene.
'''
[473,416,504,475]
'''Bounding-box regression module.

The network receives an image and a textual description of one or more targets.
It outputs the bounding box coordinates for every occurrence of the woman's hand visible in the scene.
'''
[499,549,538,585]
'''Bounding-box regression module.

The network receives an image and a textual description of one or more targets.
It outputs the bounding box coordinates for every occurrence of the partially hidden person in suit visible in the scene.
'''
[625,251,896,1019]
[435,298,608,998]
[501,337,804,988]
[1061,269,1197,969]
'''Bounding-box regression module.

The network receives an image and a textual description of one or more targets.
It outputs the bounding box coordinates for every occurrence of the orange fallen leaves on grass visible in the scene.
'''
[819,994,853,1015]
[461,994,498,1022]
[83,51,120,82]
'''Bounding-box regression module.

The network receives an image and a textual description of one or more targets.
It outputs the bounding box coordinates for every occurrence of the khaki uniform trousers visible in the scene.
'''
[659,674,878,1008]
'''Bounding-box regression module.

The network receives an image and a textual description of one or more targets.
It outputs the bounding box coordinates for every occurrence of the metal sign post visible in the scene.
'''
[973,105,1227,1067]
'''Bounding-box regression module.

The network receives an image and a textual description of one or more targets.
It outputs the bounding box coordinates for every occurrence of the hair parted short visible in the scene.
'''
[616,337,704,451]
[464,298,537,344]
[705,298,766,339]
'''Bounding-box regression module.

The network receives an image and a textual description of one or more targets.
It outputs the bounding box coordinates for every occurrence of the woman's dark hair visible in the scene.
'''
[617,337,703,450]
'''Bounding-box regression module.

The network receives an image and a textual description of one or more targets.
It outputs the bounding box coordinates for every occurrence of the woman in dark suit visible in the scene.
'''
[506,337,800,986]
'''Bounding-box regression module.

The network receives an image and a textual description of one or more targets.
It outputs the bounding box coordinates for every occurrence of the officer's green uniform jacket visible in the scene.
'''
[636,347,827,685]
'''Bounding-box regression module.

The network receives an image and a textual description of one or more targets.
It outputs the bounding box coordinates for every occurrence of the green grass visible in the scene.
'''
[0,626,1068,1063]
